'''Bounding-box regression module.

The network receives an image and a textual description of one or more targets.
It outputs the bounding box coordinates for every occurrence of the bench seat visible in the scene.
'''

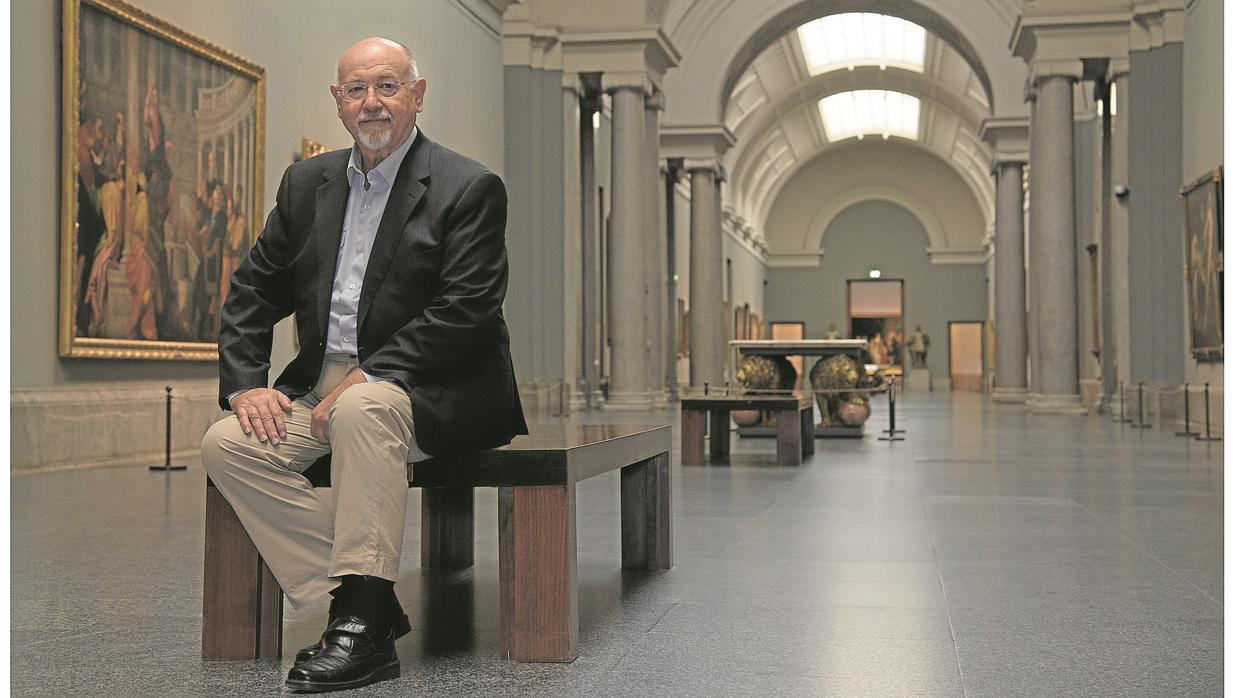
[201,424,672,664]
[680,394,814,466]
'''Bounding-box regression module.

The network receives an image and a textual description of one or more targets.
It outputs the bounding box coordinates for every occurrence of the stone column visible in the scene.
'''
[579,77,602,408]
[1028,68,1086,414]
[663,162,680,399]
[687,161,724,389]
[562,75,584,410]
[992,159,1029,402]
[1026,93,1041,398]
[1104,63,1131,416]
[644,92,667,403]
[603,83,651,408]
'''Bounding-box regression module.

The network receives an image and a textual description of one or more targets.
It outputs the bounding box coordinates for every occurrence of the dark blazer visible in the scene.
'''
[218,130,527,455]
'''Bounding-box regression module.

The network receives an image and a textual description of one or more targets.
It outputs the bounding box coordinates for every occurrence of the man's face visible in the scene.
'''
[332,40,425,156]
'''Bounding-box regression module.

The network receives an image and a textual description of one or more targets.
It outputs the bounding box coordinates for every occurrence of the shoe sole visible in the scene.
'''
[286,659,399,693]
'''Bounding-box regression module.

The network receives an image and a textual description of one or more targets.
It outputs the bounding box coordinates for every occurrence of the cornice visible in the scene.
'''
[661,123,736,162]
[560,26,681,85]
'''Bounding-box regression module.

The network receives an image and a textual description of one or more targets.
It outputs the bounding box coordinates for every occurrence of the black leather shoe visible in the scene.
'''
[294,599,411,663]
[286,616,399,693]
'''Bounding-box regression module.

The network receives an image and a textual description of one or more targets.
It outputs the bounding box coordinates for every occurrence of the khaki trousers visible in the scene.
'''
[201,355,415,609]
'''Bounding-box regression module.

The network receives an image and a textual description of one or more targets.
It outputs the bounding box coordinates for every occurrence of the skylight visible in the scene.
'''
[818,90,921,142]
[797,13,926,75]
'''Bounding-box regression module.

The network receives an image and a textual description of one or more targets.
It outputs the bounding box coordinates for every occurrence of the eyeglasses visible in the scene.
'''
[337,80,411,102]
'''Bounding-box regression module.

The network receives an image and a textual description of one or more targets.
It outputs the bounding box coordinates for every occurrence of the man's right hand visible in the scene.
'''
[229,388,293,445]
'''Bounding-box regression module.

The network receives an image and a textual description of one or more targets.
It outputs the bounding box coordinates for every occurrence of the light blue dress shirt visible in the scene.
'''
[226,126,418,400]
[328,126,419,371]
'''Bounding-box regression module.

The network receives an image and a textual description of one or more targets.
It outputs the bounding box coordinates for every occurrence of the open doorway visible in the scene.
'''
[847,279,904,370]
[948,321,984,391]
[769,320,806,389]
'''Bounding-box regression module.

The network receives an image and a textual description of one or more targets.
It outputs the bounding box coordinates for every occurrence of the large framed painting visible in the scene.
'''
[60,0,265,360]
[1180,166,1223,361]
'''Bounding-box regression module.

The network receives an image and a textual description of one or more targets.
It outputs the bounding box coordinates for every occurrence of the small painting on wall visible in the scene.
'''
[60,0,265,360]
[1181,166,1223,361]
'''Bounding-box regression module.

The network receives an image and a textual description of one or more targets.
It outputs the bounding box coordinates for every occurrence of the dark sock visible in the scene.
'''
[335,575,397,632]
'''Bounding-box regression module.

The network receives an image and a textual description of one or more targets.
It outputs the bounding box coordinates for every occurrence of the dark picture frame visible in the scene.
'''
[60,0,265,360]
[1180,166,1223,361]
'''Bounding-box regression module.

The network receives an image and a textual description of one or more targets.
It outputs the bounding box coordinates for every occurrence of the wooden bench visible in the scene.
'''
[201,424,671,664]
[680,394,814,467]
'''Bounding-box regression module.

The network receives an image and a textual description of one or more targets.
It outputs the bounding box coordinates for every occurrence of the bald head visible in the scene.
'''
[336,37,417,84]
[331,36,427,171]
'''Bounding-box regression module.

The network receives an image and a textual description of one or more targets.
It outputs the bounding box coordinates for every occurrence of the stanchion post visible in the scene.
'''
[1175,383,1199,437]
[1195,382,1222,441]
[1119,380,1127,423]
[151,385,188,472]
[1131,382,1151,429]
[877,380,904,442]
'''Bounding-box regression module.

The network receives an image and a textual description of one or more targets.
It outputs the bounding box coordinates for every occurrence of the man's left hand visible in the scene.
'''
[310,368,368,443]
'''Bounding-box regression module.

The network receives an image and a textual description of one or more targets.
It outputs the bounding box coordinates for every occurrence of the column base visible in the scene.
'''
[648,390,669,407]
[1026,393,1088,415]
[602,391,655,410]
[990,387,1028,404]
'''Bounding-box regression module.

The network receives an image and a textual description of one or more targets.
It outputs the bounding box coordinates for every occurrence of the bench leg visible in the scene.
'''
[776,409,803,466]
[801,406,815,457]
[421,487,474,569]
[202,479,283,659]
[709,410,731,463]
[621,452,672,570]
[498,485,578,662]
[681,410,706,465]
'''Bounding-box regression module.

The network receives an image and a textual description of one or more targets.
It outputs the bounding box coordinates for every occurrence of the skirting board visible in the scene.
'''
[11,380,225,473]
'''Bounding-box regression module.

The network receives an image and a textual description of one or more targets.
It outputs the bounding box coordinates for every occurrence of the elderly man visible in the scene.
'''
[202,37,526,692]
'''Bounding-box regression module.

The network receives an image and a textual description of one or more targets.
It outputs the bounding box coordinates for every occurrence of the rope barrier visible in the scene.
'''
[702,384,890,397]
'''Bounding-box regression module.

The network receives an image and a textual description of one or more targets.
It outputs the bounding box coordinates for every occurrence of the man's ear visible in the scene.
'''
[412,78,427,113]
[329,85,345,115]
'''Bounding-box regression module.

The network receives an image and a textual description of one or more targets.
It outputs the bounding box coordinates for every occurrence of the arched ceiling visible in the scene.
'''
[661,0,1026,128]
[721,25,995,235]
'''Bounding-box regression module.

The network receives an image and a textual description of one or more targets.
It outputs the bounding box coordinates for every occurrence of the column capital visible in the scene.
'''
[980,115,1030,165]
[683,158,723,179]
[1030,59,1083,84]
[561,73,583,94]
[991,155,1028,174]
[660,123,735,163]
[601,72,654,97]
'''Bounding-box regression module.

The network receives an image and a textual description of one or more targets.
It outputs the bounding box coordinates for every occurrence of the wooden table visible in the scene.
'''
[201,424,672,664]
[680,394,814,466]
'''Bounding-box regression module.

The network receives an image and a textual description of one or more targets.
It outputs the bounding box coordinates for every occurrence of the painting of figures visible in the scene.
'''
[60,0,265,360]
[1181,166,1223,361]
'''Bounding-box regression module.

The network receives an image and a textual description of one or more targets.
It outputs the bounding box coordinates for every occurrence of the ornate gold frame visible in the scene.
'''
[1180,165,1223,362]
[60,0,265,360]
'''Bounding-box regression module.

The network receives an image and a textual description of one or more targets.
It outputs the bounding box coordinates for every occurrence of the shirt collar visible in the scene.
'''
[347,125,419,188]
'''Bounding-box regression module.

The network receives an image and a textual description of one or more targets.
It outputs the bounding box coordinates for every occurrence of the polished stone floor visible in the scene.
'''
[10,391,1223,696]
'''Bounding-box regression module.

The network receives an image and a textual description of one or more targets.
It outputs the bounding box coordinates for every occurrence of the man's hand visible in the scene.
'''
[310,369,368,444]
[229,388,293,445]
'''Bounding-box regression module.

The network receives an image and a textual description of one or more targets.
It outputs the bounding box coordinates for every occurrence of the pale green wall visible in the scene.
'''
[765,200,988,382]
[503,65,565,381]
[1127,43,1186,384]
[1182,0,1224,386]
[11,0,503,389]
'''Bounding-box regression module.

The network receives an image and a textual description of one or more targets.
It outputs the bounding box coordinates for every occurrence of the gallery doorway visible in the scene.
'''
[948,321,984,391]
[846,279,904,369]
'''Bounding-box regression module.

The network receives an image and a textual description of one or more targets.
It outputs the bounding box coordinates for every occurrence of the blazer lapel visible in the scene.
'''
[357,131,430,334]
[314,167,350,345]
